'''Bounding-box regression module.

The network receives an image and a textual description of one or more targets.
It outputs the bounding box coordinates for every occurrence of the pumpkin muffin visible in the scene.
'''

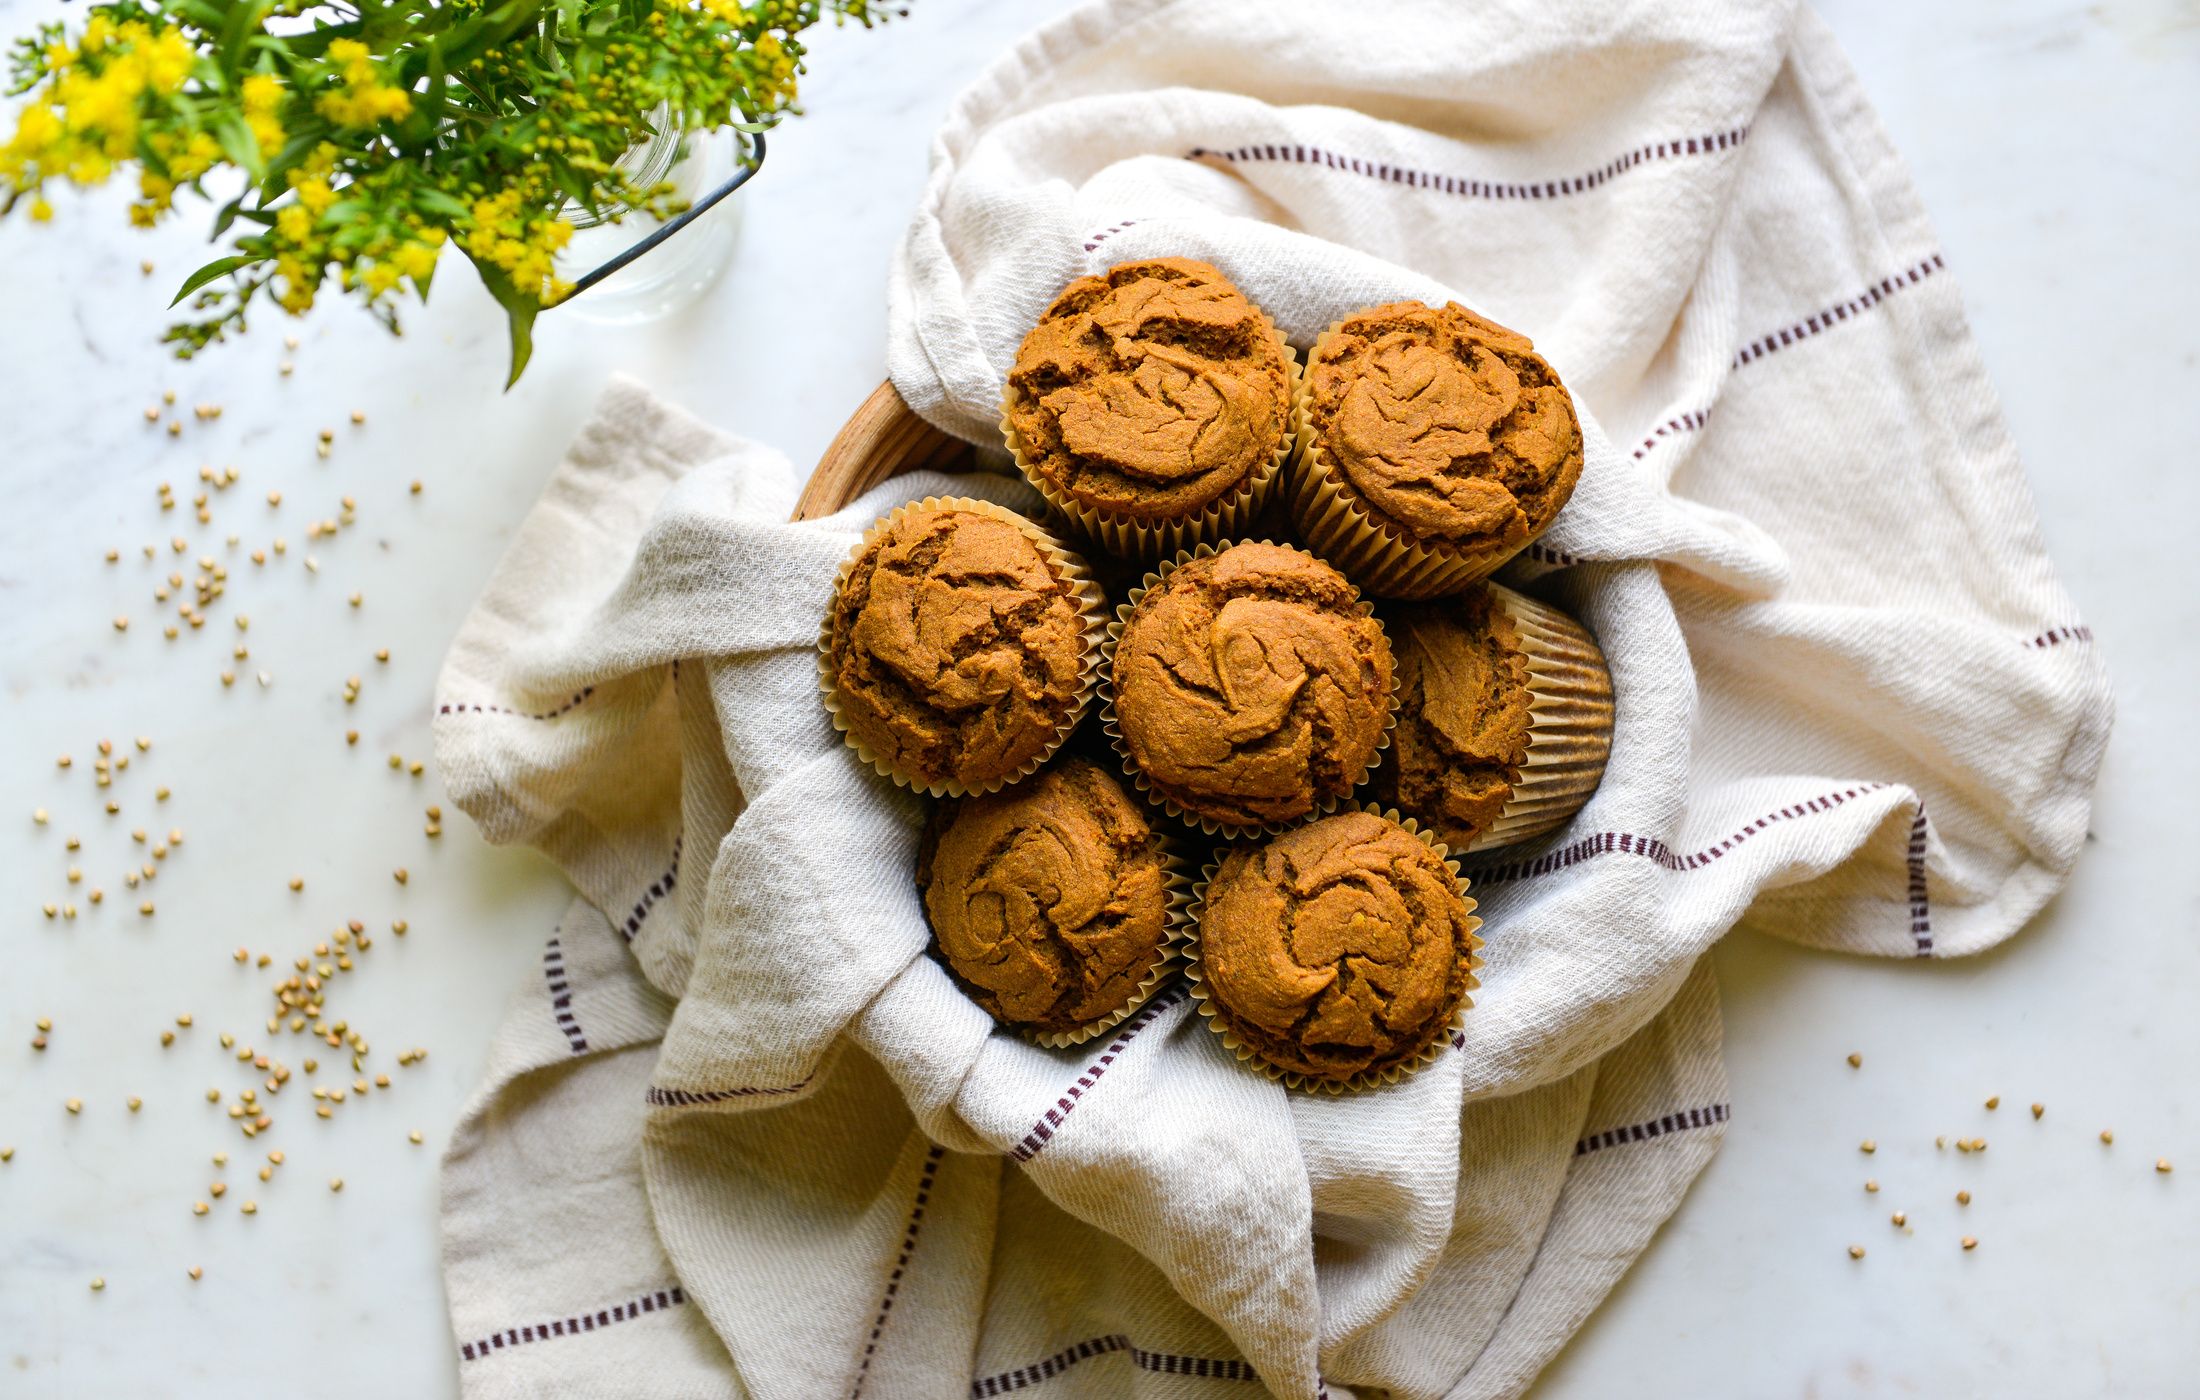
[1373,583,1614,853]
[917,758,1176,1039]
[1368,587,1535,851]
[823,499,1102,795]
[1004,257,1294,554]
[1108,541,1394,830]
[1292,300,1583,598]
[1193,810,1478,1086]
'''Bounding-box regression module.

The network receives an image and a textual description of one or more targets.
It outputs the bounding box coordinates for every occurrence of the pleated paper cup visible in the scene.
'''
[1002,320,1299,562]
[1180,807,1484,1094]
[1289,318,1553,600]
[1098,541,1398,838]
[818,496,1110,799]
[1458,584,1615,853]
[1020,834,1194,1049]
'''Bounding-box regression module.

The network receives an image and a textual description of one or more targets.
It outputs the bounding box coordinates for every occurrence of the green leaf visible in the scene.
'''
[415,188,471,219]
[500,299,538,389]
[422,39,448,130]
[438,0,552,71]
[170,255,260,308]
[393,35,451,154]
[467,253,541,389]
[281,20,367,61]
[258,121,332,202]
[547,158,593,213]
[209,108,266,182]
[210,195,247,240]
[215,1,274,81]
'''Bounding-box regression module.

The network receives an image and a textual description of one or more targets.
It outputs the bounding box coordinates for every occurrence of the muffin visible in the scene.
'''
[917,758,1180,1043]
[1291,300,1583,598]
[1004,257,1296,558]
[1373,584,1614,852]
[1190,809,1480,1089]
[821,498,1107,796]
[1105,541,1395,832]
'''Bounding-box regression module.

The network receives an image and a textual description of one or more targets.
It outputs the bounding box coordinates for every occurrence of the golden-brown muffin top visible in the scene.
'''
[1112,542,1393,828]
[1367,588,1533,851]
[917,758,1171,1032]
[829,505,1087,790]
[1199,810,1474,1083]
[1006,257,1291,522]
[1306,300,1582,552]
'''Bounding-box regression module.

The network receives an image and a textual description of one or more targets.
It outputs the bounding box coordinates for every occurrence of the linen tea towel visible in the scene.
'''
[434,2,2112,1397]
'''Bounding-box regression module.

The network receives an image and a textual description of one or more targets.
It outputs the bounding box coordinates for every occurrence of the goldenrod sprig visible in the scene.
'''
[1,0,884,383]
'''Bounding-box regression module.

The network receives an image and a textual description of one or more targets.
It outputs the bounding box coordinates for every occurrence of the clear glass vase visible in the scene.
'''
[556,117,747,325]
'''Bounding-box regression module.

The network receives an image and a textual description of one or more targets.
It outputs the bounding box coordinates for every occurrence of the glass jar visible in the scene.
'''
[556,115,747,325]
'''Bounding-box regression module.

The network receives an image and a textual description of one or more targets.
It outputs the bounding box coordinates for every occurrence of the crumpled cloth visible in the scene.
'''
[433,2,2112,1396]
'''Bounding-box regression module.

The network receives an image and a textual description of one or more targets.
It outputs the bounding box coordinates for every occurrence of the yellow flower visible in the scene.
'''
[391,240,440,280]
[10,103,61,151]
[274,253,319,313]
[316,40,412,127]
[462,190,575,302]
[289,173,336,215]
[171,130,222,181]
[58,69,135,135]
[326,39,372,79]
[241,74,286,153]
[65,149,113,186]
[29,197,54,222]
[241,73,281,112]
[140,28,196,94]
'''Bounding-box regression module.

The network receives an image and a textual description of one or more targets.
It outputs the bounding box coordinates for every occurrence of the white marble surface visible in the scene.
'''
[1,0,2194,1395]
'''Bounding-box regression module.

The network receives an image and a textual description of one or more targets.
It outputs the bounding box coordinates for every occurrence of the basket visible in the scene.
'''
[791,381,971,522]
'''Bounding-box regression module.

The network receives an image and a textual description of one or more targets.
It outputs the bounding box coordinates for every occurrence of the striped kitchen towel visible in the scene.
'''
[434,1,2112,1396]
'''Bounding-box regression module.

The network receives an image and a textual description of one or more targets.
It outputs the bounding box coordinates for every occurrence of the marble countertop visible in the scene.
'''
[1,0,2193,1394]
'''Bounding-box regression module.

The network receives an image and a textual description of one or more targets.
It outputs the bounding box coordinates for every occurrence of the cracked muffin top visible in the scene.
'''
[1111,541,1393,828]
[1366,588,1534,851]
[1305,301,1581,554]
[1006,257,1292,522]
[827,504,1089,792]
[1198,810,1474,1084]
[918,758,1171,1032]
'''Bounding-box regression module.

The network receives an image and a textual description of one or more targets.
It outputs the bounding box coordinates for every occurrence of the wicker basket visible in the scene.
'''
[791,381,969,522]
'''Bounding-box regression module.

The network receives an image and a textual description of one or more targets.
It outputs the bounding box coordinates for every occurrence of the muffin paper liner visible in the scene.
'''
[1098,540,1399,838]
[1287,317,1558,600]
[819,496,1110,799]
[1020,833,1193,1049]
[1180,806,1484,1094]
[1002,319,1300,562]
[1460,584,1615,853]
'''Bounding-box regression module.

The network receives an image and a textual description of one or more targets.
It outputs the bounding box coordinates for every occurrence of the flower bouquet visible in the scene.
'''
[0,0,881,382]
